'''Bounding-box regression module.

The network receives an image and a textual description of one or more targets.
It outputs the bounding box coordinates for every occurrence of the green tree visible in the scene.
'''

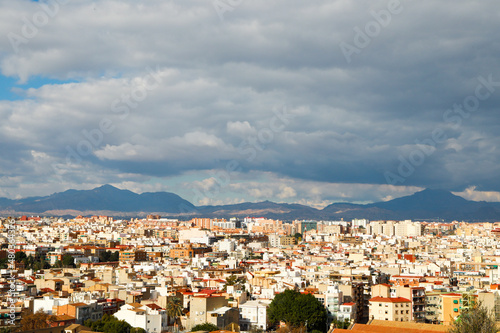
[0,258,8,269]
[331,318,350,329]
[167,296,184,331]
[293,233,302,242]
[109,251,119,261]
[448,303,498,333]
[62,254,75,268]
[99,250,111,262]
[191,322,219,332]
[223,274,246,291]
[130,328,146,333]
[15,251,27,262]
[268,289,327,333]
[99,250,119,263]
[84,314,136,333]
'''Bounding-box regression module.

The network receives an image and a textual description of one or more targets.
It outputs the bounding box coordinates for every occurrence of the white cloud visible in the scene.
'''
[0,0,499,204]
[453,186,500,202]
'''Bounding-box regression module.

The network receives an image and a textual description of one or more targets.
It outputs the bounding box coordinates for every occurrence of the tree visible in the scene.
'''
[293,233,302,242]
[167,296,184,331]
[62,254,75,268]
[130,328,146,333]
[191,322,219,332]
[448,303,498,333]
[15,251,27,262]
[268,289,327,333]
[20,309,56,331]
[223,274,246,291]
[99,250,119,263]
[0,258,8,269]
[331,318,350,329]
[84,314,137,333]
[99,250,111,262]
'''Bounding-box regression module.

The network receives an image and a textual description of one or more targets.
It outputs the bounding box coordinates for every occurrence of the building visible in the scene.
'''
[114,303,168,333]
[368,297,412,322]
[119,250,147,262]
[268,235,297,248]
[239,300,271,331]
[207,306,239,331]
[53,302,103,324]
[391,285,426,322]
[188,293,229,330]
[440,293,475,325]
[169,244,212,259]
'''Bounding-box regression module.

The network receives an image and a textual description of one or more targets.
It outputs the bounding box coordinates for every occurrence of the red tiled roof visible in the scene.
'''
[369,297,411,303]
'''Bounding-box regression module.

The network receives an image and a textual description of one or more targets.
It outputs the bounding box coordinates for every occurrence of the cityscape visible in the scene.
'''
[1,0,500,333]
[2,202,500,333]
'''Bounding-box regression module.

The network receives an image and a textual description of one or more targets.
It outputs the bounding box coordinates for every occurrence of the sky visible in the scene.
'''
[1,0,500,207]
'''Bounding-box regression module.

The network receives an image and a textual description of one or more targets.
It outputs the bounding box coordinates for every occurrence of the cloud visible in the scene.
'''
[453,186,500,203]
[0,0,499,204]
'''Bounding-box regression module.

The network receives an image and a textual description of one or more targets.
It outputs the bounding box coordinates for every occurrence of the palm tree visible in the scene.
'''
[167,297,184,333]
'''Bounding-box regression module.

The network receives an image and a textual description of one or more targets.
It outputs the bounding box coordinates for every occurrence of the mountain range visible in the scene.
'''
[1,185,499,221]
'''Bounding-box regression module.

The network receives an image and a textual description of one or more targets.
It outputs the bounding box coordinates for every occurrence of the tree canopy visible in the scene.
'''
[191,322,219,332]
[62,254,75,267]
[20,309,56,331]
[448,303,499,333]
[84,313,142,333]
[223,274,246,291]
[99,250,119,262]
[268,289,327,332]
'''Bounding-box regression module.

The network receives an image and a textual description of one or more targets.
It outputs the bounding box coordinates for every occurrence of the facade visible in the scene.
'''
[337,302,355,322]
[119,250,147,262]
[239,300,271,331]
[114,303,168,333]
[188,295,228,330]
[53,302,103,324]
[440,293,476,326]
[169,244,212,259]
[368,297,412,322]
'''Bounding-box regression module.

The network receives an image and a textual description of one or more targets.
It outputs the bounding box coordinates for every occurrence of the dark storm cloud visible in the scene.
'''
[0,0,499,203]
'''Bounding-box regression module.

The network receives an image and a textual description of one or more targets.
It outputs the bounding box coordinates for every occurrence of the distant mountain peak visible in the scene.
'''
[0,185,498,221]
[94,184,121,191]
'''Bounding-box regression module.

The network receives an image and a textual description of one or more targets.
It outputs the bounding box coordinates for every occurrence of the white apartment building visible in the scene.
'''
[239,300,271,331]
[114,303,168,333]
